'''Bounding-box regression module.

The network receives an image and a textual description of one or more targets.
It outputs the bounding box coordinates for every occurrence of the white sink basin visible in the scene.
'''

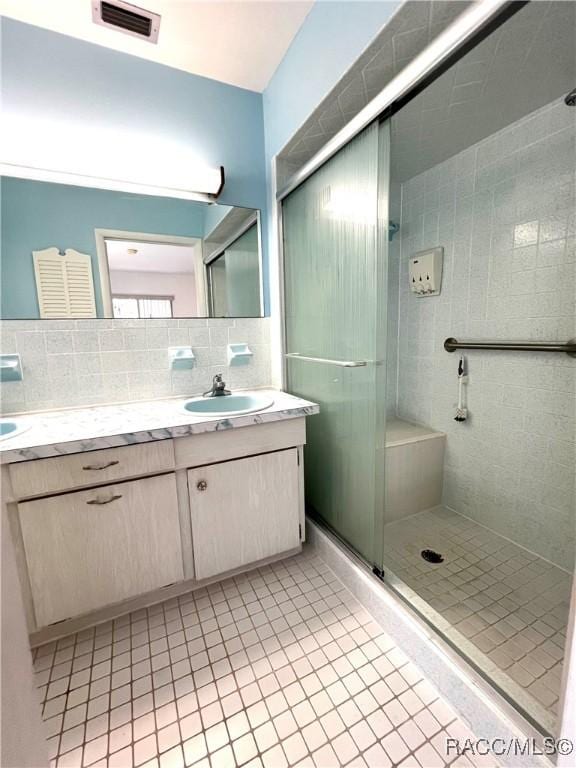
[183,393,274,417]
[0,418,31,441]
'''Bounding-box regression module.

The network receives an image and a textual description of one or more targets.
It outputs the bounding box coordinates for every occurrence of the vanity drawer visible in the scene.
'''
[174,417,306,468]
[9,440,175,499]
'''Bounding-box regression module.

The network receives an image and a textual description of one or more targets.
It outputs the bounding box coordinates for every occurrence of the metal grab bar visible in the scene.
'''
[444,337,576,358]
[285,353,367,368]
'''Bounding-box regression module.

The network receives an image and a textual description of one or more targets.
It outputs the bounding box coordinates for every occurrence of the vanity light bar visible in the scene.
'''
[0,163,226,203]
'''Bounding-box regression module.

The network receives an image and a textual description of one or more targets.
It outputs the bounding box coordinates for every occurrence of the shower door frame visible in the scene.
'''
[274,0,530,531]
[274,0,527,384]
[271,0,576,744]
[275,0,527,201]
[273,0,528,551]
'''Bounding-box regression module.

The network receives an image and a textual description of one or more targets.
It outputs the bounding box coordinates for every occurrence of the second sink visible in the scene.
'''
[0,418,31,441]
[183,393,274,417]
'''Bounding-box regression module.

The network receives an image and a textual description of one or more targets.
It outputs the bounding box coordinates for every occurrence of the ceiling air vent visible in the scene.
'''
[92,1,161,43]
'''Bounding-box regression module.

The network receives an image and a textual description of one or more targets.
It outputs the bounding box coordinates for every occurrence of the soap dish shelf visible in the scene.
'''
[227,343,253,366]
[169,347,196,370]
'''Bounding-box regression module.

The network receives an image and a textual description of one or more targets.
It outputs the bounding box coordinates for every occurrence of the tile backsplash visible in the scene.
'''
[391,98,575,571]
[0,318,271,414]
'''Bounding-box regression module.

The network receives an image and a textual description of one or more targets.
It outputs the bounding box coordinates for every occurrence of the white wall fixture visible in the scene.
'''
[0,355,23,383]
[227,343,253,366]
[168,347,195,370]
[33,247,97,318]
[409,247,443,296]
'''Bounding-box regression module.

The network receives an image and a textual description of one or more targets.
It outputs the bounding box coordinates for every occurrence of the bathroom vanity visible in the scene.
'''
[0,390,318,643]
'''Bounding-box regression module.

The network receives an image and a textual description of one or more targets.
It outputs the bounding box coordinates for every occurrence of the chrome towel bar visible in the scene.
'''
[444,337,576,358]
[285,353,367,368]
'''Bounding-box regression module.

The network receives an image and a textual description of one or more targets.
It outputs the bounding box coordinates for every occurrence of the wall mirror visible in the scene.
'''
[0,176,263,319]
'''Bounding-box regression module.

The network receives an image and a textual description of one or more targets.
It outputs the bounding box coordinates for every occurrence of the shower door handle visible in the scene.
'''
[285,353,367,367]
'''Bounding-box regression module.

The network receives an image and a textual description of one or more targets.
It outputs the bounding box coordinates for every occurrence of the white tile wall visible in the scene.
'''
[0,318,272,414]
[391,98,576,571]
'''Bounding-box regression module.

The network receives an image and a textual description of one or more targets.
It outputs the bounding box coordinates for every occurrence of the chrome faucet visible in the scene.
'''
[203,373,231,398]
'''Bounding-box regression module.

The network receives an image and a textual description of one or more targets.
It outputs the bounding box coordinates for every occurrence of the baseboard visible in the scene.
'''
[30,545,302,648]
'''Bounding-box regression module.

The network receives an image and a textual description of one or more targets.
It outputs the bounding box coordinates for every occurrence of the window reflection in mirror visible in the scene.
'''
[102,237,202,318]
[112,296,174,319]
[0,176,263,320]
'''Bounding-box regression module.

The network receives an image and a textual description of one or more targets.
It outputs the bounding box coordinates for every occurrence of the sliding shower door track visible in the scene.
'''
[277,1,528,201]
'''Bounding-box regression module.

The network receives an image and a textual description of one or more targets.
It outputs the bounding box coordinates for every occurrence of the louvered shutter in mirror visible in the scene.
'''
[33,248,97,318]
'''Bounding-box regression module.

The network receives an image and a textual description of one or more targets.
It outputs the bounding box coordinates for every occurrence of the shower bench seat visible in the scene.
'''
[385,418,446,523]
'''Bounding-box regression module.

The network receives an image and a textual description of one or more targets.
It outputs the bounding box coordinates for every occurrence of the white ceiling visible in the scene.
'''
[0,0,314,92]
[106,239,199,272]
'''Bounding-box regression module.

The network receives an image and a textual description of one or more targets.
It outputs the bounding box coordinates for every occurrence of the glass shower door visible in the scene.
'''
[282,121,389,565]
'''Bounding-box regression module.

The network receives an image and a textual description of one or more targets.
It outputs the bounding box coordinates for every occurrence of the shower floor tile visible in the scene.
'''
[383,507,571,733]
[32,548,497,768]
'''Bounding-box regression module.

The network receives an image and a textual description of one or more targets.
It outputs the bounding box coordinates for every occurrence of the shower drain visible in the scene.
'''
[421,549,444,564]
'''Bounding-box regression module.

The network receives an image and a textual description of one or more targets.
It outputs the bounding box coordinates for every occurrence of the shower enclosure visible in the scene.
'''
[280,0,575,738]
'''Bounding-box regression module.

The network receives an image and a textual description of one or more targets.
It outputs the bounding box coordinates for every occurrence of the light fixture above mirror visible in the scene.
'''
[0,113,226,203]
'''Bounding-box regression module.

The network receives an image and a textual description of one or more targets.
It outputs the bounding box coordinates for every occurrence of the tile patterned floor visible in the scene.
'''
[383,507,571,732]
[33,549,497,768]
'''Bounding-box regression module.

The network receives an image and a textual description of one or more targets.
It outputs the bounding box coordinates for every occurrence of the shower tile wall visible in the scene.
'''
[0,318,271,414]
[392,98,575,571]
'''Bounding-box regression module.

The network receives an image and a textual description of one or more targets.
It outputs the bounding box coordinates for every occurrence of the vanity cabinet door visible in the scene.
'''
[188,449,301,580]
[19,474,183,627]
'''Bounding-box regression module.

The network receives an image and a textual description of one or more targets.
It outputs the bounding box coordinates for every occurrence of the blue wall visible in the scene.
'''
[1,18,266,213]
[0,17,270,310]
[1,178,207,318]
[263,1,400,162]
[1,6,399,316]
[262,1,399,307]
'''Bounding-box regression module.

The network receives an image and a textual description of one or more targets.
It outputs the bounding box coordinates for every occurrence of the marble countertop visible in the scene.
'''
[0,390,319,464]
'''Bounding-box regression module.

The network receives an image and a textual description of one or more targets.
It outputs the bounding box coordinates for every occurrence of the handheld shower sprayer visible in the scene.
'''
[455,356,468,422]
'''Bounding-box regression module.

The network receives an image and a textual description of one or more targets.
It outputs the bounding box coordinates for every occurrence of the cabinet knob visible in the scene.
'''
[196,480,208,492]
